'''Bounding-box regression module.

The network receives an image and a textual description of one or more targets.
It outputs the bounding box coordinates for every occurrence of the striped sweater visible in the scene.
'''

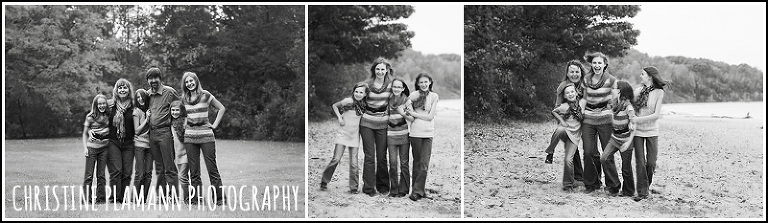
[387,95,411,139]
[360,81,392,129]
[183,90,216,144]
[84,114,110,149]
[611,100,634,142]
[581,73,617,126]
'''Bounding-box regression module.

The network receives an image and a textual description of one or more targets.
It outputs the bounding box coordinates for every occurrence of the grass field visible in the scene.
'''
[4,139,305,218]
[307,100,462,218]
[464,116,765,218]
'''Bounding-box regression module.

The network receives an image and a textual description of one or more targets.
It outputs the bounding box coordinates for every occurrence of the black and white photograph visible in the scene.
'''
[463,4,765,218]
[307,5,463,218]
[4,4,305,218]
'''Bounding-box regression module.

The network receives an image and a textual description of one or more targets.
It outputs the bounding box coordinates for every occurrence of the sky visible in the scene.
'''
[395,5,464,56]
[628,3,766,72]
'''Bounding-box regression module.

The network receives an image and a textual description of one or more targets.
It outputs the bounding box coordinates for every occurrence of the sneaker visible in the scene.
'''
[349,189,359,194]
[633,195,648,202]
[408,194,422,201]
[544,154,554,164]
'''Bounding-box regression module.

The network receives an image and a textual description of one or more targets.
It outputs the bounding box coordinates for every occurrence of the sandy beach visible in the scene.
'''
[464,115,764,218]
[307,100,462,218]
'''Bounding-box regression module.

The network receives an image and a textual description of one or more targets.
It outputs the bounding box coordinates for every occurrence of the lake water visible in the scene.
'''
[661,101,765,120]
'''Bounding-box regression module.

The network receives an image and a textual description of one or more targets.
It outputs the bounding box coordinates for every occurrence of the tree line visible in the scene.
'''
[5,5,305,141]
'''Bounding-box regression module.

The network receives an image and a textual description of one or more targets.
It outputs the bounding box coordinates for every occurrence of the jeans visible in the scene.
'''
[581,123,612,190]
[388,143,410,196]
[107,139,134,202]
[177,163,190,202]
[545,126,584,181]
[600,142,635,195]
[133,146,152,202]
[149,127,178,198]
[321,144,360,191]
[359,126,389,194]
[633,136,658,196]
[186,142,224,204]
[410,137,433,197]
[561,134,579,188]
[83,146,108,203]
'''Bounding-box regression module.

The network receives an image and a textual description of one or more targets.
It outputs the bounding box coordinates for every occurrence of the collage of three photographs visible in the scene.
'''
[3,2,765,220]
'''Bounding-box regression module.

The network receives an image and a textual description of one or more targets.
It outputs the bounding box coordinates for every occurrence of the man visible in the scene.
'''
[145,67,180,202]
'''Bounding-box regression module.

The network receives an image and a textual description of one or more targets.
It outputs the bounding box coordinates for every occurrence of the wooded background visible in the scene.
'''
[5,5,305,141]
[464,5,764,121]
[308,5,462,121]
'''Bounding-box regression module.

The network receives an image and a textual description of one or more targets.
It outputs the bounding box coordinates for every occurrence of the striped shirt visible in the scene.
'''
[387,96,411,139]
[84,114,110,149]
[581,73,617,126]
[183,90,216,144]
[633,87,664,137]
[611,100,634,142]
[132,109,150,148]
[360,81,392,129]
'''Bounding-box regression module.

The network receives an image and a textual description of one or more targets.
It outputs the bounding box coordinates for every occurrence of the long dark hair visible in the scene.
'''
[616,80,634,101]
[643,66,668,90]
[391,77,410,97]
[170,100,186,142]
[134,89,150,112]
[413,73,434,92]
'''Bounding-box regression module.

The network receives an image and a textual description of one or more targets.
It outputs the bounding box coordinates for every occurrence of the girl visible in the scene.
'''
[132,89,152,203]
[387,78,414,198]
[82,94,110,204]
[107,78,136,203]
[405,73,439,201]
[599,80,636,197]
[320,82,368,194]
[170,100,190,203]
[580,52,618,193]
[631,66,667,201]
[359,58,394,197]
[550,83,585,191]
[544,60,585,182]
[181,72,227,205]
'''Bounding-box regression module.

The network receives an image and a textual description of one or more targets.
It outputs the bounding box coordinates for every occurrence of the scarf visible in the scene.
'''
[584,71,609,90]
[113,99,131,140]
[633,85,655,109]
[562,100,583,122]
[613,98,629,115]
[412,90,430,110]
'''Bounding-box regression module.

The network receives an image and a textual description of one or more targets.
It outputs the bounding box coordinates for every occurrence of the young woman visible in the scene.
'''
[405,73,439,201]
[544,60,585,182]
[387,78,413,198]
[631,66,667,201]
[580,52,618,193]
[550,83,585,191]
[107,78,136,203]
[82,94,110,204]
[180,71,227,205]
[359,58,394,197]
[320,82,368,193]
[132,89,152,203]
[599,80,636,197]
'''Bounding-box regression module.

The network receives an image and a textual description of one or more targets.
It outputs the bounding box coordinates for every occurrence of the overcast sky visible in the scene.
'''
[396,5,464,56]
[628,3,766,72]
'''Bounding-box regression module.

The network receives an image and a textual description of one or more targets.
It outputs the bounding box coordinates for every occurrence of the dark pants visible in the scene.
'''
[186,142,224,204]
[581,123,612,190]
[83,146,108,203]
[107,139,134,202]
[388,143,410,196]
[561,134,579,188]
[410,137,433,197]
[546,127,584,181]
[600,142,635,195]
[133,145,152,202]
[359,126,389,194]
[149,127,177,198]
[321,144,360,191]
[633,136,658,197]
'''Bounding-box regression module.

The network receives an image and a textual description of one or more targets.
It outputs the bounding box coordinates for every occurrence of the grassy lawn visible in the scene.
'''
[307,104,462,218]
[4,139,305,218]
[464,116,764,218]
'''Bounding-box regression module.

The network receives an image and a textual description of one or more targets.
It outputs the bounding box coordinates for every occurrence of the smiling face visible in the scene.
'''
[392,80,405,96]
[97,98,108,113]
[171,106,181,119]
[418,76,431,91]
[147,77,161,90]
[185,76,197,91]
[136,94,145,106]
[591,57,606,75]
[567,65,582,83]
[564,86,578,102]
[353,86,366,101]
[374,63,388,79]
[640,70,651,86]
[117,84,130,99]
